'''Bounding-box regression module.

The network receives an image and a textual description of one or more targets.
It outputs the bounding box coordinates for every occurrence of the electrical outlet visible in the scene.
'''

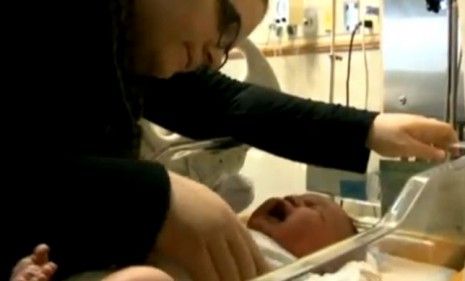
[276,0,289,26]
[344,0,360,32]
[366,5,380,16]
[303,6,318,38]
[364,5,380,34]
[287,24,298,40]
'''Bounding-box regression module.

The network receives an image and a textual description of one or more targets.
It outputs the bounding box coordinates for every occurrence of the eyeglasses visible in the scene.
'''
[216,0,242,68]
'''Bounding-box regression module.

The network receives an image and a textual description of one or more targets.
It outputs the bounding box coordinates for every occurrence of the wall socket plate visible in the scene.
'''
[344,0,360,32]
[303,6,318,38]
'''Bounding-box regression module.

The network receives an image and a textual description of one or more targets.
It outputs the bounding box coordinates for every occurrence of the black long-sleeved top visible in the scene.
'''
[1,0,377,279]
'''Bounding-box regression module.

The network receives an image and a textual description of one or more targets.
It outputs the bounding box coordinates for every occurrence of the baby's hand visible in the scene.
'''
[11,244,57,281]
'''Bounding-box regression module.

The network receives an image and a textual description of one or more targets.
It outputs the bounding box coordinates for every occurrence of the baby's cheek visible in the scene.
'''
[276,215,326,256]
[272,227,305,256]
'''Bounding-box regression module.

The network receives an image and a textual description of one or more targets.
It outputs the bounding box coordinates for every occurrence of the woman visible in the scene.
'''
[3,0,458,280]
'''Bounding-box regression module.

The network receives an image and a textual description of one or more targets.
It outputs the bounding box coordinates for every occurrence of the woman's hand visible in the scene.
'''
[367,113,459,161]
[155,172,269,281]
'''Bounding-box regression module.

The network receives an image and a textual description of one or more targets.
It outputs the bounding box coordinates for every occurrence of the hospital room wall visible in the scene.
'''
[249,0,383,42]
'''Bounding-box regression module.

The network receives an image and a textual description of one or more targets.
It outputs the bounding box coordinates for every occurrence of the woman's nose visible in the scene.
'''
[204,45,224,69]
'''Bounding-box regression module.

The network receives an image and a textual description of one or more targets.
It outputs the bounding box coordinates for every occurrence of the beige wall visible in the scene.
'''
[249,0,382,45]
[224,0,384,109]
[222,50,383,110]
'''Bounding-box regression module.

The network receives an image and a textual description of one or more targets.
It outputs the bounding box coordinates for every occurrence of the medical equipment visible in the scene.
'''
[346,16,373,109]
[328,0,337,104]
[378,0,464,216]
[445,0,460,132]
[383,0,465,138]
[251,156,465,280]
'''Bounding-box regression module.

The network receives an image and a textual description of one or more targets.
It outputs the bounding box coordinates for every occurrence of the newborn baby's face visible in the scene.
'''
[247,194,356,258]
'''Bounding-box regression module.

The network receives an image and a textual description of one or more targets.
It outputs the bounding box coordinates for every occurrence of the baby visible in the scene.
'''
[247,194,357,259]
[11,194,358,281]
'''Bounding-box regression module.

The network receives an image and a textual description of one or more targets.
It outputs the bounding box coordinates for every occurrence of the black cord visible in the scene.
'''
[346,22,363,107]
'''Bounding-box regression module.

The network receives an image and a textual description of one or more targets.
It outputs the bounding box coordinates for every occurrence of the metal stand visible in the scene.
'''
[446,0,460,132]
